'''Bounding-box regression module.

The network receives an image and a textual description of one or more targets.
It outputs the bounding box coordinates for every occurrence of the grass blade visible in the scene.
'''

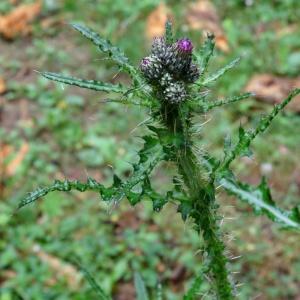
[134,272,149,300]
[76,262,112,300]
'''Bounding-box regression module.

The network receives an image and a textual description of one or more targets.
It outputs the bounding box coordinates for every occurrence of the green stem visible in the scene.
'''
[161,104,234,299]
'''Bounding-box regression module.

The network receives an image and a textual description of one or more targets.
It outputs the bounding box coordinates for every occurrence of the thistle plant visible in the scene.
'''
[19,22,300,299]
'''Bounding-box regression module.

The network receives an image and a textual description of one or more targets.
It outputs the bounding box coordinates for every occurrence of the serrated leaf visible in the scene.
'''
[220,89,300,170]
[220,176,300,230]
[178,201,193,221]
[70,23,143,87]
[201,57,240,86]
[194,33,215,76]
[142,177,167,212]
[71,23,129,66]
[203,92,253,112]
[18,135,165,210]
[18,178,106,209]
[134,272,149,300]
[41,72,126,93]
[165,20,174,44]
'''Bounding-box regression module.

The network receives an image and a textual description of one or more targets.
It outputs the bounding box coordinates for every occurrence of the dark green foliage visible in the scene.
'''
[18,21,300,299]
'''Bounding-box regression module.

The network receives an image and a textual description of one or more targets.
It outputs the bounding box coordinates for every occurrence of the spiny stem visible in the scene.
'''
[179,151,234,299]
[161,105,234,299]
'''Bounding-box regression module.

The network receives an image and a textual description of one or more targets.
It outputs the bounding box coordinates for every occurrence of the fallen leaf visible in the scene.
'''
[114,282,135,300]
[186,0,229,52]
[255,21,298,38]
[146,3,172,41]
[0,270,17,284]
[32,244,81,290]
[112,210,141,234]
[0,143,29,180]
[0,78,6,94]
[245,74,300,112]
[0,1,41,40]
[6,143,29,176]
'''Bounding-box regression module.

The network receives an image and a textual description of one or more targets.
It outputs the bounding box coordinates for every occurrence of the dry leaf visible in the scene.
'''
[33,244,81,290]
[186,0,229,52]
[9,0,19,5]
[0,1,41,40]
[146,3,172,41]
[245,74,300,112]
[0,143,29,177]
[114,283,136,300]
[6,143,29,176]
[0,78,6,94]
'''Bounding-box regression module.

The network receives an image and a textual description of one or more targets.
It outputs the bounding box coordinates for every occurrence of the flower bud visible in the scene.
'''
[184,64,200,83]
[160,72,173,87]
[163,81,187,104]
[177,38,193,54]
[140,55,163,81]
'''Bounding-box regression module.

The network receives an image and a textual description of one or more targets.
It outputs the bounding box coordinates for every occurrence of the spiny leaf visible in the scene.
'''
[134,272,149,300]
[220,88,300,170]
[165,20,174,45]
[18,178,105,209]
[142,177,168,212]
[201,57,240,86]
[71,23,129,66]
[183,267,209,300]
[203,92,253,112]
[41,72,126,93]
[105,135,165,206]
[220,176,300,230]
[70,23,144,87]
[194,33,215,76]
[76,262,112,300]
[18,136,165,210]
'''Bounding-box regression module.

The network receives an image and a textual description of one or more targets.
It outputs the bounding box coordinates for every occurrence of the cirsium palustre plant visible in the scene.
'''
[18,21,300,299]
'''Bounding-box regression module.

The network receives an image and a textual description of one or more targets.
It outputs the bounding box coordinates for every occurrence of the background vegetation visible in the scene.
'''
[1,0,299,299]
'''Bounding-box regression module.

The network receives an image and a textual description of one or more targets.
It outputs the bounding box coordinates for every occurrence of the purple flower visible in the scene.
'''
[141,58,150,67]
[177,38,193,53]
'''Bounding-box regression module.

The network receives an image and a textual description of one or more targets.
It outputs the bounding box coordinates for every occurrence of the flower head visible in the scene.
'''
[141,57,150,67]
[140,55,163,81]
[177,38,193,54]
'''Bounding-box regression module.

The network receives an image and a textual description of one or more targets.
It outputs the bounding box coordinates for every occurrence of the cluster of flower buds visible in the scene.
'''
[140,37,200,104]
